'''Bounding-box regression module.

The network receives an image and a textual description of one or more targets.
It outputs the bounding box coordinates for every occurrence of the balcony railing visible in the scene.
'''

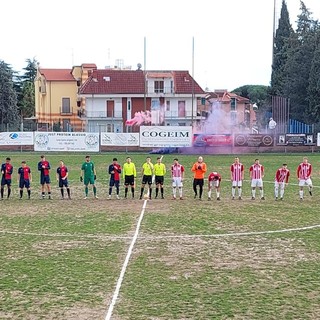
[147,86,175,95]
[80,110,122,118]
[60,107,73,115]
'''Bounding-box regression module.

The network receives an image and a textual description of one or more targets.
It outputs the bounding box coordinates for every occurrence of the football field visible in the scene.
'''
[0,152,319,319]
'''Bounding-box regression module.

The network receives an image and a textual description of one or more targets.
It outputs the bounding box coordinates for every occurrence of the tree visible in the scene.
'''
[271,0,294,95]
[0,60,20,130]
[232,84,271,129]
[283,1,318,122]
[17,58,38,119]
[307,32,320,122]
[232,85,269,106]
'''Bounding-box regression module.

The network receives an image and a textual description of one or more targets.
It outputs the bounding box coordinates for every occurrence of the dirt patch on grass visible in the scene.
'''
[138,236,320,271]
[31,239,89,256]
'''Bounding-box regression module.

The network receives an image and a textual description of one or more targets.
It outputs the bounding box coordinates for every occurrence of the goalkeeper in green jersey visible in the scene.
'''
[80,155,98,199]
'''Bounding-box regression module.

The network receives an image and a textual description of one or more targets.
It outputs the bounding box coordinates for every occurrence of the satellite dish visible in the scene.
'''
[137,63,142,70]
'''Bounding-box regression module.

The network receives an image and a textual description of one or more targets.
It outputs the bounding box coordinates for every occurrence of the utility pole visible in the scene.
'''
[191,36,195,128]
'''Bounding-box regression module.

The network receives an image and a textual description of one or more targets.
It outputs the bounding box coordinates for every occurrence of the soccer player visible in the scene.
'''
[249,158,265,200]
[139,157,154,200]
[154,157,166,199]
[18,160,32,199]
[171,158,184,200]
[1,157,13,200]
[191,156,207,200]
[208,171,222,200]
[56,160,71,200]
[38,155,52,199]
[80,155,98,199]
[123,157,136,199]
[230,157,244,200]
[274,163,290,200]
[297,156,312,200]
[108,158,121,199]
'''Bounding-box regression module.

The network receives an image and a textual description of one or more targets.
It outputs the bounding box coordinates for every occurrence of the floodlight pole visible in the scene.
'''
[191,36,195,128]
[144,37,147,112]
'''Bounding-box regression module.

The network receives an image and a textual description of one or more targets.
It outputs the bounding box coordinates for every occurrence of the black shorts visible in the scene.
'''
[1,177,11,186]
[59,179,69,188]
[40,175,50,185]
[109,179,120,188]
[124,175,135,186]
[19,179,30,189]
[155,176,164,185]
[193,178,204,187]
[142,175,152,185]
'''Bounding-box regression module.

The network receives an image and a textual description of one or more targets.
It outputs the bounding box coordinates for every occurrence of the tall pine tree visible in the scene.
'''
[307,29,320,122]
[283,1,318,122]
[0,61,20,130]
[271,0,293,95]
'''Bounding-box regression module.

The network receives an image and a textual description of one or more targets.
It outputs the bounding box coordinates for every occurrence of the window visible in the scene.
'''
[62,98,71,113]
[107,124,114,132]
[230,111,237,125]
[154,80,164,93]
[62,119,71,131]
[106,100,114,117]
[230,98,237,111]
[178,101,186,117]
[166,101,170,111]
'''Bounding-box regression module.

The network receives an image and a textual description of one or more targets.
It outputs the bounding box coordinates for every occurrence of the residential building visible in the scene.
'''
[198,90,257,133]
[78,69,205,132]
[35,64,255,134]
[34,64,96,132]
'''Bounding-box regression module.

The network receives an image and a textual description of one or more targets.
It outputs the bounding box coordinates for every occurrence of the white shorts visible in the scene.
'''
[298,178,312,187]
[209,180,220,188]
[232,180,242,187]
[172,177,183,188]
[251,178,263,188]
[274,181,285,189]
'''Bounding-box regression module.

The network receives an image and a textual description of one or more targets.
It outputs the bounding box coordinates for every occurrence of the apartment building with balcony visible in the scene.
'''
[198,90,257,133]
[78,69,205,132]
[35,64,96,131]
[35,63,256,134]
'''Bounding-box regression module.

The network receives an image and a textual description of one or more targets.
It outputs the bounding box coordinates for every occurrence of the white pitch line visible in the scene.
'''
[140,224,320,240]
[0,230,132,240]
[1,224,320,241]
[104,199,148,320]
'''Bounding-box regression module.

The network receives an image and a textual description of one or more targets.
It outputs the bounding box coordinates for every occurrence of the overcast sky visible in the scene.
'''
[1,0,319,91]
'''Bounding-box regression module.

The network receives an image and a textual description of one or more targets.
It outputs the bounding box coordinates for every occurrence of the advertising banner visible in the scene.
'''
[34,132,99,152]
[277,134,315,146]
[140,126,192,147]
[234,134,274,147]
[101,132,139,146]
[0,132,34,145]
[193,134,233,147]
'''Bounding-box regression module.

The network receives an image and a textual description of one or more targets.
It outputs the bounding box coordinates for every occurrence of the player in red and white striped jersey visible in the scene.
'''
[249,159,265,200]
[274,164,290,200]
[208,171,222,200]
[297,157,312,200]
[171,158,185,200]
[230,157,244,200]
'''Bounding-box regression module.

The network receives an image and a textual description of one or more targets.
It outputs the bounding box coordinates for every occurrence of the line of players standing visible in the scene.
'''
[0,155,70,200]
[0,155,313,201]
[191,156,312,201]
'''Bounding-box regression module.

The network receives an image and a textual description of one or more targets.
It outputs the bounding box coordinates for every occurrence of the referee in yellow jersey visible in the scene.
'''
[123,157,137,199]
[154,157,166,199]
[139,157,154,200]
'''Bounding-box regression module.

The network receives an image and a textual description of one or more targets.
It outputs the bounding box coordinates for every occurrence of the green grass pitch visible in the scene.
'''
[0,152,319,319]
